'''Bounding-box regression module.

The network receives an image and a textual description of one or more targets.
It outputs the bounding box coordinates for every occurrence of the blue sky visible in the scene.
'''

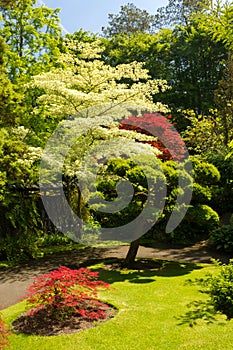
[39,0,168,34]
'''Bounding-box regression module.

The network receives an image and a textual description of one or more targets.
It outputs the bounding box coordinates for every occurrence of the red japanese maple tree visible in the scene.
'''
[25,266,110,321]
[120,113,187,161]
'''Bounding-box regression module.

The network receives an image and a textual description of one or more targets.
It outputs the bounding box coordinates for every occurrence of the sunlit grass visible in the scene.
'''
[2,260,233,350]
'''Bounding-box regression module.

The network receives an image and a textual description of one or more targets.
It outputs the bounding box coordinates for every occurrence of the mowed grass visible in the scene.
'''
[2,260,233,350]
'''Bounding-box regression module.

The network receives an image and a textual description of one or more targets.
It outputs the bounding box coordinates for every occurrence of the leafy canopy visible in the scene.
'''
[0,0,62,82]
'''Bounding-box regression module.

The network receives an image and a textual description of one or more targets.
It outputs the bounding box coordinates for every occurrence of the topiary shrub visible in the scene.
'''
[192,183,212,203]
[190,156,220,186]
[185,205,219,229]
[206,152,233,214]
[92,157,166,229]
[168,204,220,244]
[145,157,220,244]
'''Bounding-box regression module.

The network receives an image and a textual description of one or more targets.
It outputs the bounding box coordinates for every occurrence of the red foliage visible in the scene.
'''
[0,315,10,349]
[120,113,187,161]
[25,266,111,321]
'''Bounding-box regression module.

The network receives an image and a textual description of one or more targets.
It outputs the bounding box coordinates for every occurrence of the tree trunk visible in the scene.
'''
[124,238,140,266]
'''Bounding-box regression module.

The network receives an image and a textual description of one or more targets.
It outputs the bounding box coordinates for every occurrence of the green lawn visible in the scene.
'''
[2,260,233,350]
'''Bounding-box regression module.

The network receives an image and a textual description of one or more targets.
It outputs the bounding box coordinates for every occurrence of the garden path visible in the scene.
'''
[0,241,231,310]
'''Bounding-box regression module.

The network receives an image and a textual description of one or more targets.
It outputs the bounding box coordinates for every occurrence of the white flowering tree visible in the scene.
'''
[32,39,174,262]
[31,39,170,119]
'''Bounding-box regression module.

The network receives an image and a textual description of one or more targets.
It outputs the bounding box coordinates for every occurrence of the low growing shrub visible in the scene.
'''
[24,266,110,321]
[210,225,233,253]
[0,314,10,349]
[167,204,219,244]
[203,259,233,320]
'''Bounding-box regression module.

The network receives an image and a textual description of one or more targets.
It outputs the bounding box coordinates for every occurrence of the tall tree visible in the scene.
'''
[205,2,233,52]
[102,18,227,116]
[0,0,62,82]
[102,31,170,79]
[163,19,226,114]
[0,21,42,260]
[0,0,17,9]
[102,2,156,37]
[214,54,233,146]
[154,0,210,29]
[0,32,24,126]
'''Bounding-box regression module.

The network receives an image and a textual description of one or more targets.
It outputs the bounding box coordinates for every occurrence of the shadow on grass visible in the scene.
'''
[153,260,203,277]
[82,258,204,285]
[175,300,226,327]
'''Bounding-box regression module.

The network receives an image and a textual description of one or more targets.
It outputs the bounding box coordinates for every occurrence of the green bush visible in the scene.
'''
[146,157,220,244]
[210,224,233,253]
[190,156,220,185]
[166,157,220,243]
[168,205,219,244]
[0,129,43,262]
[206,152,233,214]
[204,259,233,320]
[192,183,212,203]
[37,233,73,247]
[0,192,43,262]
[190,156,220,206]
[186,205,219,229]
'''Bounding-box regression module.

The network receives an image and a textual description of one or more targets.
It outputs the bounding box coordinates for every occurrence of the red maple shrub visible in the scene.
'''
[120,113,187,161]
[25,266,110,321]
[0,314,10,349]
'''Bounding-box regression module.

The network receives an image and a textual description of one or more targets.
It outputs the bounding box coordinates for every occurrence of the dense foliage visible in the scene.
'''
[155,157,220,244]
[0,0,61,82]
[201,259,233,320]
[0,0,232,262]
[210,224,233,253]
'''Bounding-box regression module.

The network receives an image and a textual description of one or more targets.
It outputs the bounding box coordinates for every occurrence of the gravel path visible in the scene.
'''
[0,241,231,310]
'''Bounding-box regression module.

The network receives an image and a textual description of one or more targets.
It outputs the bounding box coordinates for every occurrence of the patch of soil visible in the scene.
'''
[12,303,117,336]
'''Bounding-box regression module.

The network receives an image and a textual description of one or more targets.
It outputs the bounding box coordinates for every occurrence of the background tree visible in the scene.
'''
[205,2,233,52]
[102,2,156,37]
[214,54,233,146]
[0,0,17,9]
[181,110,225,154]
[103,16,227,116]
[0,0,65,144]
[164,19,226,115]
[0,0,59,261]
[102,30,173,82]
[0,0,62,82]
[0,31,25,126]
[154,0,210,29]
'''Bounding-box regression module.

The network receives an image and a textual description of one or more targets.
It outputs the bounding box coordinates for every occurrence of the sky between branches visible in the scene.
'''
[37,0,168,34]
